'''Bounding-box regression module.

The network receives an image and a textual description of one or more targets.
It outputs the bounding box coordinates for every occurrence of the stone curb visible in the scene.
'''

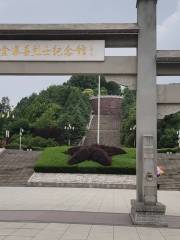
[27,181,136,189]
[0,148,5,156]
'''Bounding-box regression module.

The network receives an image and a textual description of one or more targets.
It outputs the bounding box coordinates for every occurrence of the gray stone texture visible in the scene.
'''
[0,150,41,186]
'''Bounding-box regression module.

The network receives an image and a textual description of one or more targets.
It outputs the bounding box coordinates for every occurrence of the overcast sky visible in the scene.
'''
[0,0,180,106]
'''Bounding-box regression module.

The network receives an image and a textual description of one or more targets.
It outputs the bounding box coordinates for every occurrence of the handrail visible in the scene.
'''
[79,112,94,146]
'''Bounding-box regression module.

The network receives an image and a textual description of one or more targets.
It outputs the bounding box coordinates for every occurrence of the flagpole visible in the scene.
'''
[97,75,101,144]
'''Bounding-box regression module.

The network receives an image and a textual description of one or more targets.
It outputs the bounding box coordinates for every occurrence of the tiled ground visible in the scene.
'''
[0,187,180,216]
[0,188,179,239]
[0,222,180,240]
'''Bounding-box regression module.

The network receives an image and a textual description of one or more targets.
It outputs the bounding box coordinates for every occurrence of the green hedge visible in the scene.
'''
[157,148,180,153]
[6,143,43,151]
[34,146,136,175]
[34,166,136,175]
[5,143,26,150]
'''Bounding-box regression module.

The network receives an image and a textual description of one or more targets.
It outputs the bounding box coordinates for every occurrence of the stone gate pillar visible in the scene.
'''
[130,0,167,226]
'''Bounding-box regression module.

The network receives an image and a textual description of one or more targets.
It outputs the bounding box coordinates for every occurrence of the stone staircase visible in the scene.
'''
[158,155,180,190]
[0,149,41,186]
[84,115,121,147]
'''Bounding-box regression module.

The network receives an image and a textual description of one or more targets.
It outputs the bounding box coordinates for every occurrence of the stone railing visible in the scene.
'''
[78,112,94,146]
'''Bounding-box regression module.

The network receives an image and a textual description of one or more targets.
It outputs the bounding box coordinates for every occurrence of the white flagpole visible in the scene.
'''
[97,75,101,144]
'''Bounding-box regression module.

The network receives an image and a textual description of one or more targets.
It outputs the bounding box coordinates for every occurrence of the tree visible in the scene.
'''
[83,88,94,97]
[106,81,121,95]
[0,97,11,113]
[65,75,121,96]
[33,103,61,129]
[8,84,91,145]
[158,128,178,148]
[121,88,136,147]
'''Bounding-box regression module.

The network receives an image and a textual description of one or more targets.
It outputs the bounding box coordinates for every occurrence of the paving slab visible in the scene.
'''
[0,187,180,216]
[0,222,180,240]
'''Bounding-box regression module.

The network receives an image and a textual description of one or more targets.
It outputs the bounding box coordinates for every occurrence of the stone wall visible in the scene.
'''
[90,96,123,115]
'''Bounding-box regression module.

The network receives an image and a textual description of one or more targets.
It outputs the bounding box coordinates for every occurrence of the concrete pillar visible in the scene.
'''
[130,0,167,226]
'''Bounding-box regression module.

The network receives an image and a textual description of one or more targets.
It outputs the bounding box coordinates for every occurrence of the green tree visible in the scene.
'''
[0,97,11,113]
[158,128,178,148]
[121,88,136,147]
[33,103,61,129]
[65,75,121,96]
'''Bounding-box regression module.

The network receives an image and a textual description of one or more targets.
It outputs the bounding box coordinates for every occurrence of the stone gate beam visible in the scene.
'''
[131,0,166,226]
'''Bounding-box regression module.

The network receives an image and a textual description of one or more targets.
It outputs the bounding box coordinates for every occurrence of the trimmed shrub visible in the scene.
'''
[68,147,89,165]
[67,144,126,156]
[90,146,112,166]
[5,143,27,150]
[92,144,126,156]
[68,145,112,166]
[34,165,136,175]
[157,148,179,154]
[67,146,81,156]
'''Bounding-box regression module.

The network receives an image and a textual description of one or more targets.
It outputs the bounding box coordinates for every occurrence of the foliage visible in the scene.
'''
[0,97,11,113]
[120,88,180,148]
[5,84,91,146]
[32,103,61,129]
[67,144,126,156]
[34,146,136,174]
[82,88,94,97]
[68,145,112,166]
[5,143,26,150]
[157,147,180,153]
[121,88,136,147]
[0,97,13,138]
[64,75,121,96]
[9,134,57,149]
[158,126,178,148]
[157,112,180,148]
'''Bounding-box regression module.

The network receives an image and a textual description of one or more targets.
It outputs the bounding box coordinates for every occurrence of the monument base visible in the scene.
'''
[130,200,167,227]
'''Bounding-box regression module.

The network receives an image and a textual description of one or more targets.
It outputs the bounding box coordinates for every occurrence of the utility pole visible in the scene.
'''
[19,128,24,150]
[97,75,101,145]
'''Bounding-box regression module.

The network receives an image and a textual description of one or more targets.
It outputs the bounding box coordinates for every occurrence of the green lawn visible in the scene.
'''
[34,146,136,174]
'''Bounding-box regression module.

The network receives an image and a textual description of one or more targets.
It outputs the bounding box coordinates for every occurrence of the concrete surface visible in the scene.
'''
[0,188,179,239]
[0,222,180,240]
[0,187,179,216]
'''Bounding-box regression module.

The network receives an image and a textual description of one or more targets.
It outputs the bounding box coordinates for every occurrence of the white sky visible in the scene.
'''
[0,0,180,106]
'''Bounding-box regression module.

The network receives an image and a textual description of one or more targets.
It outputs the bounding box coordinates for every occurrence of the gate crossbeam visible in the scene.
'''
[0,52,179,76]
[0,24,138,48]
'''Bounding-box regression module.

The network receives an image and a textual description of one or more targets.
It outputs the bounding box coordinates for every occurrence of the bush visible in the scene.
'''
[34,165,136,174]
[67,144,126,156]
[67,146,81,156]
[10,135,57,149]
[34,146,136,174]
[157,148,179,153]
[29,136,57,148]
[94,145,126,156]
[90,146,112,166]
[68,147,89,165]
[68,145,112,166]
[5,143,27,150]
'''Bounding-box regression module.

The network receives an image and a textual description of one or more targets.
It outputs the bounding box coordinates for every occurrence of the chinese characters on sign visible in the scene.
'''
[0,40,105,61]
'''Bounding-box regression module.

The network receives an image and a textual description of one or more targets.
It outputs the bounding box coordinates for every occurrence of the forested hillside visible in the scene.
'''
[2,75,178,150]
[0,75,121,149]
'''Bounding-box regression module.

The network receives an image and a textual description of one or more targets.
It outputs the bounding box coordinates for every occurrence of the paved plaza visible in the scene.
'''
[0,222,180,240]
[0,187,179,239]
